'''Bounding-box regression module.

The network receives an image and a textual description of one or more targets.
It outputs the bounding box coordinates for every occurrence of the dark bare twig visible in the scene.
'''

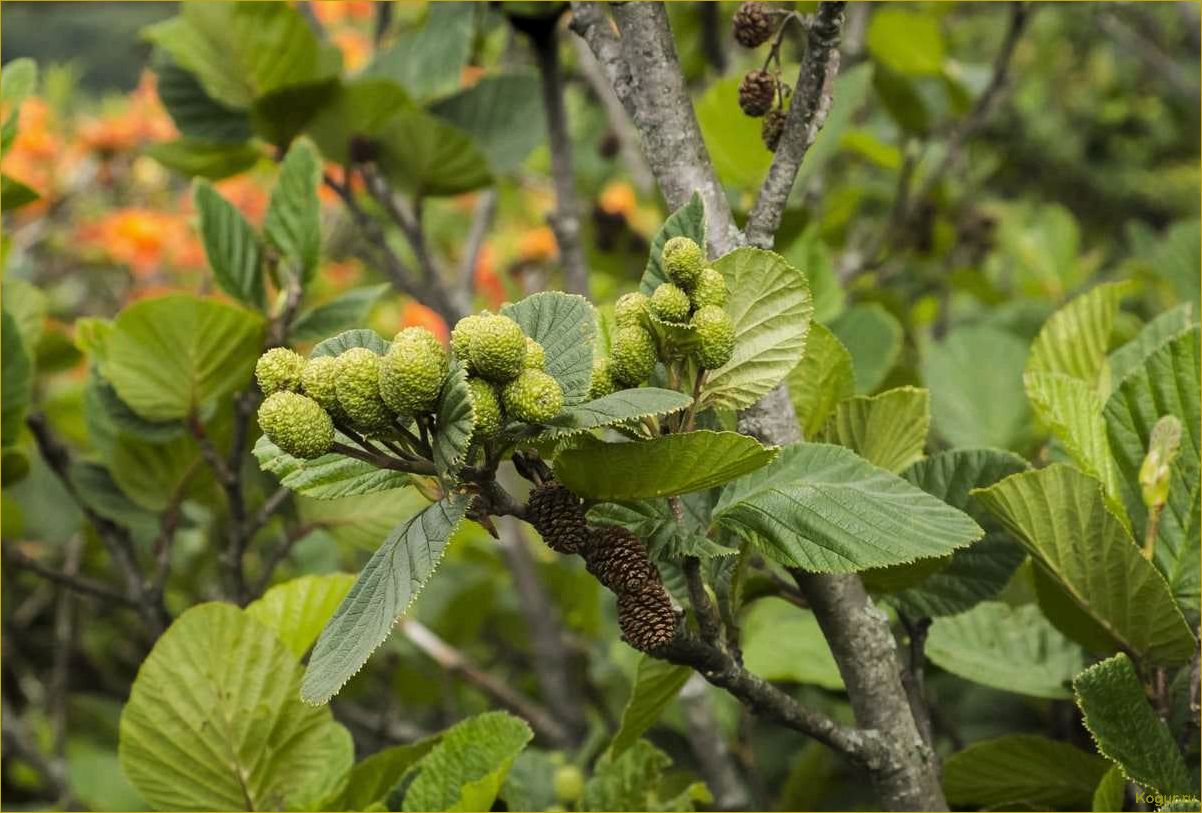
[50,537,83,771]
[3,548,139,608]
[1,698,78,808]
[899,613,935,751]
[322,172,425,301]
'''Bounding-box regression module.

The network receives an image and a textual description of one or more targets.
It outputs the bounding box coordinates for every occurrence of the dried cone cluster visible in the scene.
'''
[732,1,790,152]
[526,481,677,652]
[732,1,774,48]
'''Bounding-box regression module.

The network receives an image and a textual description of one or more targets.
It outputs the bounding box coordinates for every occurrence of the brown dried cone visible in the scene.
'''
[762,108,787,152]
[526,481,589,555]
[732,1,775,48]
[617,581,678,653]
[738,69,777,117]
[583,526,661,593]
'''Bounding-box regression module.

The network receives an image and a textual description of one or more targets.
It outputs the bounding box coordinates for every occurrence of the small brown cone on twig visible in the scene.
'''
[526,481,589,554]
[617,582,678,653]
[584,526,660,593]
[762,109,787,152]
[733,1,775,48]
[738,69,777,117]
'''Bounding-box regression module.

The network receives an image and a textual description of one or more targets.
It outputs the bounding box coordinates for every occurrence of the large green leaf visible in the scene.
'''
[305,77,414,166]
[714,443,983,573]
[607,657,691,760]
[434,361,474,478]
[309,328,390,359]
[786,322,854,439]
[145,139,261,180]
[1074,653,1195,796]
[1,58,37,105]
[194,180,264,308]
[320,738,439,811]
[1107,304,1198,390]
[265,139,321,283]
[925,602,1083,700]
[0,174,39,211]
[290,285,391,342]
[118,603,354,811]
[830,303,903,394]
[639,192,706,295]
[554,431,777,500]
[300,490,430,552]
[103,295,264,421]
[587,496,735,561]
[110,431,206,512]
[819,386,929,473]
[1104,327,1200,611]
[253,434,412,499]
[943,734,1110,810]
[584,740,708,812]
[866,8,945,76]
[923,325,1033,451]
[1027,281,1132,387]
[376,109,492,197]
[249,78,339,148]
[368,3,474,101]
[700,248,813,411]
[695,76,773,191]
[1,311,32,447]
[430,73,544,174]
[502,292,597,406]
[301,495,470,704]
[741,597,843,690]
[540,388,693,439]
[245,573,355,658]
[153,51,251,143]
[400,711,533,812]
[974,465,1196,665]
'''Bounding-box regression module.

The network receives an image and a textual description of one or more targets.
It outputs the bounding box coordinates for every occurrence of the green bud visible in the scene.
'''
[255,347,306,395]
[661,235,704,290]
[467,377,504,439]
[552,765,585,805]
[335,347,393,433]
[502,369,564,423]
[524,336,546,370]
[614,291,649,328]
[471,314,527,382]
[379,327,449,416]
[691,305,735,369]
[650,282,692,323]
[691,267,728,309]
[589,356,617,399]
[451,312,488,366]
[611,326,657,387]
[258,391,334,459]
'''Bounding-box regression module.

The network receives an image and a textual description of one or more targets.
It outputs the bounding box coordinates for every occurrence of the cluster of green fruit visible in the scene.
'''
[592,236,734,397]
[254,313,564,461]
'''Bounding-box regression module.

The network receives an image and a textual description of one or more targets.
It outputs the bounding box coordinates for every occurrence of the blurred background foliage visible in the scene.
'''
[0,2,1198,810]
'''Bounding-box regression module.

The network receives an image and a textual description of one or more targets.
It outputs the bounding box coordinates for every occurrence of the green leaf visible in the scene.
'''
[584,740,699,812]
[104,294,264,421]
[3,278,47,351]
[1,174,39,211]
[554,431,777,500]
[368,3,474,101]
[301,490,431,552]
[265,139,321,283]
[1107,304,1198,389]
[1,58,37,105]
[891,449,1029,617]
[830,303,903,394]
[1092,766,1127,813]
[430,73,544,174]
[715,442,982,572]
[695,76,772,191]
[153,51,251,143]
[787,322,854,439]
[290,285,391,342]
[925,602,1084,699]
[245,573,355,658]
[974,465,1196,665]
[302,495,470,704]
[819,386,929,473]
[320,738,440,811]
[540,388,693,439]
[792,62,874,190]
[587,497,736,561]
[376,109,492,197]
[1104,327,1200,611]
[923,325,1034,451]
[639,192,706,295]
[502,292,597,407]
[608,657,691,760]
[119,603,354,811]
[194,180,263,307]
[1,311,32,447]
[742,597,843,690]
[434,361,474,478]
[700,247,813,411]
[942,734,1110,810]
[249,79,339,148]
[69,462,160,539]
[400,711,533,812]
[1027,281,1133,387]
[110,432,206,512]
[144,138,261,180]
[253,434,413,499]
[1074,653,1195,796]
[309,328,390,358]
[866,8,945,76]
[305,77,414,166]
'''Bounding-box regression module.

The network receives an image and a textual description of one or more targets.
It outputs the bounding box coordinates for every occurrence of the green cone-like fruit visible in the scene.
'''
[650,282,691,323]
[379,327,448,416]
[691,267,728,309]
[553,766,585,805]
[255,347,306,395]
[451,313,488,367]
[523,337,546,370]
[467,377,503,439]
[614,291,649,328]
[589,356,616,398]
[611,326,657,387]
[502,369,564,423]
[258,391,334,459]
[471,314,527,382]
[335,347,393,433]
[691,305,736,369]
[301,356,343,419]
[661,235,704,290]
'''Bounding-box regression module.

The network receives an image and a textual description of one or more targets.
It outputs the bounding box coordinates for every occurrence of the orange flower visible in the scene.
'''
[400,300,449,344]
[599,180,636,218]
[518,226,559,262]
[79,209,196,277]
[78,116,140,156]
[473,242,505,309]
[311,0,374,25]
[215,175,269,225]
[333,30,371,72]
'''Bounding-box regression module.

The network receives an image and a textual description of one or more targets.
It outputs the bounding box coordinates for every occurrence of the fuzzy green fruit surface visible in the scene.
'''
[451,313,487,366]
[691,267,729,309]
[301,356,343,418]
[335,347,393,433]
[552,765,585,804]
[379,327,449,415]
[589,356,617,398]
[255,347,306,395]
[650,283,692,323]
[692,305,736,369]
[471,314,527,382]
[258,391,334,459]
[610,326,657,386]
[502,369,564,423]
[466,377,504,439]
[661,235,704,289]
[614,291,649,328]
[523,337,546,369]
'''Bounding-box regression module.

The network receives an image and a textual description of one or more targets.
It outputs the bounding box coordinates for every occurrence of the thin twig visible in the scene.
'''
[457,189,498,309]
[49,536,84,769]
[322,172,424,301]
[3,547,140,608]
[683,555,723,646]
[899,613,935,751]
[253,522,322,597]
[330,441,437,474]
